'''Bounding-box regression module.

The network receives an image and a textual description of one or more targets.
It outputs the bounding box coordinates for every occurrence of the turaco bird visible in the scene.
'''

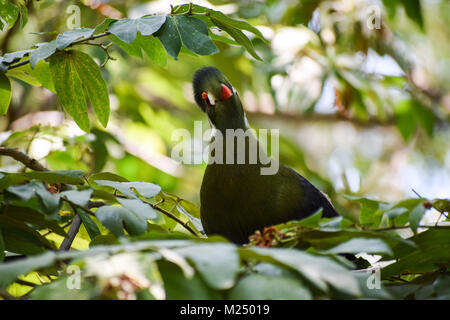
[193,66,338,244]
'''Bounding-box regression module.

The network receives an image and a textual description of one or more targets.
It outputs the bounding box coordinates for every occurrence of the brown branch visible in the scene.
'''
[0,147,48,171]
[58,213,82,251]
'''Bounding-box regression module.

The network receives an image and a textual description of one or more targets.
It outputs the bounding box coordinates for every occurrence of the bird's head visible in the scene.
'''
[193,67,247,131]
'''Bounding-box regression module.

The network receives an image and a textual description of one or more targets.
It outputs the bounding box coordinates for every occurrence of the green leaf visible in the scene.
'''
[94,205,125,237]
[0,49,33,64]
[109,34,142,58]
[70,50,110,127]
[173,16,218,56]
[155,16,182,59]
[0,71,11,114]
[229,273,311,299]
[109,15,166,43]
[30,41,57,69]
[5,183,36,201]
[49,50,89,132]
[135,34,167,68]
[4,205,66,237]
[6,68,41,86]
[409,203,426,233]
[175,243,239,290]
[0,0,19,28]
[77,209,101,240]
[345,195,382,226]
[0,227,5,261]
[210,15,261,60]
[26,60,55,92]
[0,251,56,289]
[116,197,158,221]
[384,207,408,220]
[323,238,393,256]
[0,170,85,190]
[401,0,424,30]
[56,28,94,50]
[95,205,147,236]
[382,229,450,278]
[61,189,93,207]
[94,18,116,34]
[17,2,28,29]
[209,10,268,43]
[413,102,436,136]
[34,183,61,218]
[240,247,361,296]
[89,172,129,184]
[0,215,53,255]
[158,259,222,299]
[94,180,161,198]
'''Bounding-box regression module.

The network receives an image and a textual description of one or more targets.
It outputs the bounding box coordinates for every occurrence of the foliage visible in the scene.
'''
[0,0,449,300]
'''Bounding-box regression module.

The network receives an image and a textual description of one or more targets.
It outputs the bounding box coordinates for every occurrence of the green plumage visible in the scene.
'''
[193,67,338,244]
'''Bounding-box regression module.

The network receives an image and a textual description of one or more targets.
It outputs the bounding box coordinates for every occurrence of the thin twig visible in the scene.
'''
[14,279,37,287]
[42,219,73,237]
[141,199,198,236]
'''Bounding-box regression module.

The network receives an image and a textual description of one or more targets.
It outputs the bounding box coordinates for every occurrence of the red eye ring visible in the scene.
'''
[201,91,213,107]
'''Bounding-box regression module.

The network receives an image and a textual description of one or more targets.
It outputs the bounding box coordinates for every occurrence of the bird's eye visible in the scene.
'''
[201,91,215,107]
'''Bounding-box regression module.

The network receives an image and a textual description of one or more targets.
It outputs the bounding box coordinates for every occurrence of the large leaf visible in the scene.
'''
[0,0,19,28]
[323,238,393,256]
[240,247,360,296]
[229,273,311,299]
[95,205,147,236]
[109,15,166,43]
[382,229,450,278]
[69,50,110,127]
[30,41,57,69]
[116,197,159,221]
[49,50,110,131]
[135,33,167,68]
[0,251,56,288]
[175,243,239,290]
[409,203,427,233]
[56,28,95,50]
[94,180,161,198]
[0,71,11,114]
[210,15,261,60]
[3,205,66,237]
[0,170,85,190]
[60,189,93,207]
[156,16,218,59]
[49,51,89,132]
[109,34,142,58]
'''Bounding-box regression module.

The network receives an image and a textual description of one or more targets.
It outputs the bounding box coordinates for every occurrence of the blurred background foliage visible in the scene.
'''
[1,0,449,219]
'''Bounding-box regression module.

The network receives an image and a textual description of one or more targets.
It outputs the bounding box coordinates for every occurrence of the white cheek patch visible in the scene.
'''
[207,92,216,106]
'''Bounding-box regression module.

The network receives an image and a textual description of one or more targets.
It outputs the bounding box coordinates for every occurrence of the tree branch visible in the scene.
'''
[58,213,82,251]
[0,147,48,171]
